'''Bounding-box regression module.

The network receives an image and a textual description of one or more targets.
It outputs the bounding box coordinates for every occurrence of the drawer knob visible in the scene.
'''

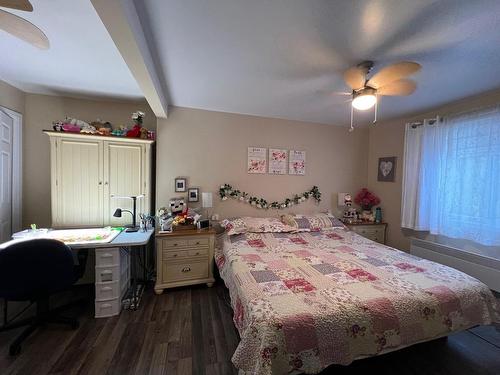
[173,243,178,246]
[195,252,200,255]
[196,241,200,245]
[182,266,191,273]
[173,254,178,257]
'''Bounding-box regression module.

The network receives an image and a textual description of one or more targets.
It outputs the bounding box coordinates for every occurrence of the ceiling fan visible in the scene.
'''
[0,0,49,49]
[342,60,421,131]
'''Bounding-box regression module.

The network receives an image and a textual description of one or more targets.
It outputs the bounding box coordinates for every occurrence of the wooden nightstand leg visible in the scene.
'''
[154,287,164,295]
[206,282,214,288]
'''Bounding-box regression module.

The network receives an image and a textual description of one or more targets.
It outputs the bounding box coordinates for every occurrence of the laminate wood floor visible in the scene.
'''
[0,283,499,375]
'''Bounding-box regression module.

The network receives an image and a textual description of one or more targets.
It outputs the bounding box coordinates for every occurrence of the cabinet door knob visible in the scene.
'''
[196,241,200,245]
[182,267,191,273]
[105,182,109,185]
[98,181,102,185]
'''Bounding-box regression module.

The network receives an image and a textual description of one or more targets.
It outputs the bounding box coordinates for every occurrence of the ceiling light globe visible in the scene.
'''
[352,94,377,110]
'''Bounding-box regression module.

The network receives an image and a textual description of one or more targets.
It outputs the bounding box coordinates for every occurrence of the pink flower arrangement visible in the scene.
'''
[354,188,381,210]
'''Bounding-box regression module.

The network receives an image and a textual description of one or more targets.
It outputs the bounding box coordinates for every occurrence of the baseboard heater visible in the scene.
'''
[410,238,500,292]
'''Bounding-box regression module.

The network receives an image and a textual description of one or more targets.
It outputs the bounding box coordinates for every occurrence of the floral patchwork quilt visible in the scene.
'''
[214,228,500,375]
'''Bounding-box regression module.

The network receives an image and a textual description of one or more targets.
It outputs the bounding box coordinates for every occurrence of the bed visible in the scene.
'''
[215,223,500,375]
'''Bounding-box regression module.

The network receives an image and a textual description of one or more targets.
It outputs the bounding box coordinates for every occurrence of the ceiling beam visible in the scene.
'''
[91,0,168,119]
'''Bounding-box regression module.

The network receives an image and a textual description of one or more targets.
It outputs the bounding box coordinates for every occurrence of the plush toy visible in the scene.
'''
[64,117,90,129]
[126,124,142,138]
[140,127,148,139]
[343,194,358,223]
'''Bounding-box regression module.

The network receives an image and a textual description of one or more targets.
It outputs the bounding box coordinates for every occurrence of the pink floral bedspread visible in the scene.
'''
[215,228,500,375]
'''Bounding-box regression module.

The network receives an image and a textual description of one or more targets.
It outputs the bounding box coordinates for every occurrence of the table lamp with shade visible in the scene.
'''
[112,195,144,232]
[202,192,213,220]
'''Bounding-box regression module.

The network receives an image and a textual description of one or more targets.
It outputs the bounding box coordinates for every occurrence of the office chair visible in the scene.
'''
[0,239,82,355]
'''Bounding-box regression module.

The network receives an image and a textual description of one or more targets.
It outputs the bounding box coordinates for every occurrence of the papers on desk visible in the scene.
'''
[12,227,122,246]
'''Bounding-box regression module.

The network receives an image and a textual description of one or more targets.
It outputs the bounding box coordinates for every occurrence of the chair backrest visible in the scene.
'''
[0,239,76,301]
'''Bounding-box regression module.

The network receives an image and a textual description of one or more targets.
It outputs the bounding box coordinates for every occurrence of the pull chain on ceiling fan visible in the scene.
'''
[343,60,421,131]
[0,0,49,49]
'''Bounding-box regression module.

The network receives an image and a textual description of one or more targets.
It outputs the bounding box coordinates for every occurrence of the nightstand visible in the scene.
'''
[345,222,387,244]
[154,229,216,294]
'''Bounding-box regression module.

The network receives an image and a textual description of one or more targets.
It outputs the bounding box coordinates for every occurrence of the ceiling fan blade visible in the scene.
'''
[0,0,32,11]
[343,66,366,90]
[0,9,49,49]
[377,79,416,96]
[367,61,421,88]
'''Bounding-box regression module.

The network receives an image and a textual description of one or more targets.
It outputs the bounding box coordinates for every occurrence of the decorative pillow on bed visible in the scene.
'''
[243,217,297,233]
[221,217,248,236]
[281,213,345,231]
[221,217,296,235]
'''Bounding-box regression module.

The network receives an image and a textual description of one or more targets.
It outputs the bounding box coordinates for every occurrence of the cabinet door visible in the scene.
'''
[103,142,144,226]
[55,138,103,227]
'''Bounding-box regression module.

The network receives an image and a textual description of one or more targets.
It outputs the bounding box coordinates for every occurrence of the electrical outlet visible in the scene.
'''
[211,214,220,221]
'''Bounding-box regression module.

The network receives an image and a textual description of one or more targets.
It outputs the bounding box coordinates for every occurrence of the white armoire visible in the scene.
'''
[45,131,154,228]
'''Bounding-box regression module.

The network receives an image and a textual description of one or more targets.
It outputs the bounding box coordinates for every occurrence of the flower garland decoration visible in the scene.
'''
[219,184,321,209]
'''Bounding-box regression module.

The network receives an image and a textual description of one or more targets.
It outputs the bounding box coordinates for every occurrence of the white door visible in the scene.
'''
[103,141,144,226]
[55,138,104,227]
[0,110,13,243]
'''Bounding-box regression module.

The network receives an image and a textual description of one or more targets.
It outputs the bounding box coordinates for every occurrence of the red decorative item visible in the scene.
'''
[354,188,381,210]
[126,124,142,138]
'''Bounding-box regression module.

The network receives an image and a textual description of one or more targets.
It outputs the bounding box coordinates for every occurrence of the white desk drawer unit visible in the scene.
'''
[94,247,130,318]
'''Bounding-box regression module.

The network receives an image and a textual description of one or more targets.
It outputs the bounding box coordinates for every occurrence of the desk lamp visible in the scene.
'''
[112,195,144,232]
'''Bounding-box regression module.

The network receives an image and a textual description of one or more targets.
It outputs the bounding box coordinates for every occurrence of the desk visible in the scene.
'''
[2,228,154,318]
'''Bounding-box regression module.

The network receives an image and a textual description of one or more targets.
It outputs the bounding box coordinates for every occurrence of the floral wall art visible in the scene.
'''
[247,147,267,174]
[268,148,287,175]
[289,150,306,175]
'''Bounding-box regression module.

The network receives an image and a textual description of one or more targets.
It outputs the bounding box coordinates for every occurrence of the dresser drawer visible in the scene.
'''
[95,248,120,267]
[163,249,189,259]
[95,298,120,318]
[162,238,188,249]
[95,265,120,283]
[188,237,209,247]
[188,248,208,257]
[95,281,120,301]
[162,260,208,283]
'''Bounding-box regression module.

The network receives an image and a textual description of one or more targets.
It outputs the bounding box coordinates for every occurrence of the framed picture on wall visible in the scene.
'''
[174,177,187,192]
[378,157,396,182]
[188,188,199,202]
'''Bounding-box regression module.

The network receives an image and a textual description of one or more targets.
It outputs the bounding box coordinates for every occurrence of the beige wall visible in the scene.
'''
[367,88,500,251]
[0,80,25,114]
[156,106,368,219]
[23,94,155,227]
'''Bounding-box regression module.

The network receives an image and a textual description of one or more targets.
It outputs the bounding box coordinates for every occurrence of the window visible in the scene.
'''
[402,106,500,246]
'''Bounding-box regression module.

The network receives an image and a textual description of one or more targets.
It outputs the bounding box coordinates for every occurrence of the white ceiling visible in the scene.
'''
[135,0,500,125]
[0,0,143,100]
[2,1,500,125]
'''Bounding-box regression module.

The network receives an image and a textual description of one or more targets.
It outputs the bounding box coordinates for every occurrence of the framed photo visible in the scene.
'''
[188,188,199,202]
[378,157,396,182]
[174,177,187,192]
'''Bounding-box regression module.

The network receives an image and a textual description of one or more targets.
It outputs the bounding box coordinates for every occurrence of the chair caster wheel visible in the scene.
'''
[9,345,21,356]
[71,321,79,330]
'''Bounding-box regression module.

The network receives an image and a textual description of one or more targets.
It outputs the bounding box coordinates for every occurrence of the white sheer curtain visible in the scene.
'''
[402,106,500,246]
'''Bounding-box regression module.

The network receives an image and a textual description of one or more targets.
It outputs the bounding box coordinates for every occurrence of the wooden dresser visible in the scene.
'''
[154,229,216,294]
[345,222,387,244]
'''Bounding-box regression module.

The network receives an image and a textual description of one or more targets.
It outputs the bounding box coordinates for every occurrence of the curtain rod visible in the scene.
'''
[408,116,442,128]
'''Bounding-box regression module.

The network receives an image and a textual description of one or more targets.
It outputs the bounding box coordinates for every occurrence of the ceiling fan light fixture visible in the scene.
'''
[352,88,377,110]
